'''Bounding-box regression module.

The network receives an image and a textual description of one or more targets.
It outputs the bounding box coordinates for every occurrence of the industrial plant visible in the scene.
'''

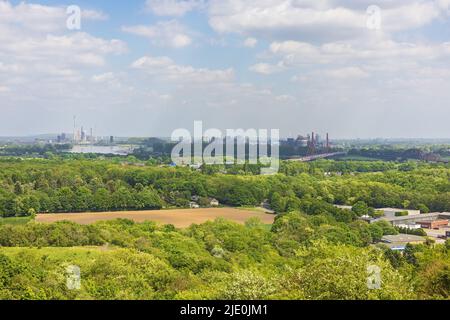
[283,132,332,155]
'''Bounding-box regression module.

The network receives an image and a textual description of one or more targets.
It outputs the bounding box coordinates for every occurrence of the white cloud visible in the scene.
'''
[276,94,296,102]
[269,39,450,66]
[132,56,174,68]
[207,0,450,41]
[270,41,319,57]
[122,20,192,48]
[244,37,258,48]
[249,62,284,75]
[0,85,11,93]
[145,0,203,17]
[209,37,228,47]
[0,1,66,32]
[82,9,109,21]
[0,2,125,66]
[0,62,23,73]
[208,0,364,39]
[0,0,127,112]
[321,67,370,79]
[132,55,235,83]
[0,32,126,68]
[0,1,108,32]
[1,0,450,138]
[158,94,173,101]
[92,72,116,83]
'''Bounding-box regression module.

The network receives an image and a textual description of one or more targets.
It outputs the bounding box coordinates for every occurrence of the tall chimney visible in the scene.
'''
[326,133,330,152]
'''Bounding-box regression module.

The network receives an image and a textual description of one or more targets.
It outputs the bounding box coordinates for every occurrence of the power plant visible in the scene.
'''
[284,132,332,155]
[71,116,104,144]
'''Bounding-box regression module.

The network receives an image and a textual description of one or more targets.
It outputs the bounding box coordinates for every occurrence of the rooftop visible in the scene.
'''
[375,212,450,223]
[382,234,426,244]
[379,208,421,215]
[334,205,353,210]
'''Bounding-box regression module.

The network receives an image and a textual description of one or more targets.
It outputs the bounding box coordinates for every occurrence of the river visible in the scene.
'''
[69,145,132,156]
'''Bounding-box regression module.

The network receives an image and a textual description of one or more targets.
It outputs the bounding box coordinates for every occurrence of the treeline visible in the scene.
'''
[0,144,71,157]
[348,147,446,162]
[132,137,342,160]
[0,158,449,217]
[0,215,448,300]
[0,213,398,249]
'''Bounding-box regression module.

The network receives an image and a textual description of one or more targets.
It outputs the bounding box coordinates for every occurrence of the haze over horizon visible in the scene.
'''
[3,131,450,142]
[1,0,450,139]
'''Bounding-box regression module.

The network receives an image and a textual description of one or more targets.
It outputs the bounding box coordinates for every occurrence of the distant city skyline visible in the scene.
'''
[4,130,450,143]
[1,0,450,139]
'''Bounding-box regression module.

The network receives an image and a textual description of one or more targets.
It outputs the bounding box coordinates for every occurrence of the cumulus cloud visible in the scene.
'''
[249,62,285,75]
[132,55,234,83]
[0,1,125,66]
[320,67,370,79]
[244,37,258,48]
[145,0,204,17]
[292,67,371,82]
[261,37,450,96]
[2,0,450,138]
[92,72,116,83]
[1,31,126,68]
[0,0,127,117]
[122,20,192,48]
[0,1,108,32]
[269,39,450,66]
[0,85,11,93]
[208,0,364,43]
[82,9,109,21]
[276,94,296,102]
[207,0,450,41]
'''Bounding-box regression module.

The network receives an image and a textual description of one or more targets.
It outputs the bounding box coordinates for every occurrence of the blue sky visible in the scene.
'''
[1,0,450,138]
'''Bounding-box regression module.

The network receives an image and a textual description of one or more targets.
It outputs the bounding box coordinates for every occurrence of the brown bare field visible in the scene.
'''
[36,208,276,228]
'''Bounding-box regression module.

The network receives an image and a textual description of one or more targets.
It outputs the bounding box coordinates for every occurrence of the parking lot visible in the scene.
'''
[425,227,449,244]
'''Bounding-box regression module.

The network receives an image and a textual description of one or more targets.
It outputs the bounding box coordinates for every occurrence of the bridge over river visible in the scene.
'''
[286,152,347,162]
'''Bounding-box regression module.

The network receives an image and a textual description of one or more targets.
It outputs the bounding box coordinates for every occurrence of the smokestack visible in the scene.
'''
[326,133,330,151]
[73,115,76,142]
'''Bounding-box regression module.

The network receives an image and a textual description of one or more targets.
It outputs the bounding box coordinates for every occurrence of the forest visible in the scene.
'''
[0,157,449,300]
[0,215,449,299]
[0,157,448,218]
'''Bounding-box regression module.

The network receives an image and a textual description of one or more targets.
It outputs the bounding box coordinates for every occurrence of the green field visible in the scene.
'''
[0,216,33,225]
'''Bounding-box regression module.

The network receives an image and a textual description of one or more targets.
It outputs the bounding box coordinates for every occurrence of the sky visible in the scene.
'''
[0,0,450,139]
